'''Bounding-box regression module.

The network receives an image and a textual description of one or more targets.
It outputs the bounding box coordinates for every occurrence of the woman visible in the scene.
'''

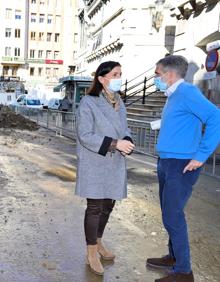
[75,61,134,275]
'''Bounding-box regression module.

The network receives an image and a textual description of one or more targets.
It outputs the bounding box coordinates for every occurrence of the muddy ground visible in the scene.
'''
[0,128,219,282]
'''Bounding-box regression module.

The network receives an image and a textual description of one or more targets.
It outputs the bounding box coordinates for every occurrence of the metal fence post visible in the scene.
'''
[46,109,49,128]
[124,79,128,103]
[142,76,147,104]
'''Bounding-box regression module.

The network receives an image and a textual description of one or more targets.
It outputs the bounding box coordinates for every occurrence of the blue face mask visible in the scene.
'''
[154,77,168,92]
[107,78,122,92]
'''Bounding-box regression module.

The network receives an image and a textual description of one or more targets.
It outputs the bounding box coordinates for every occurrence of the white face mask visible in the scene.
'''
[107,78,122,93]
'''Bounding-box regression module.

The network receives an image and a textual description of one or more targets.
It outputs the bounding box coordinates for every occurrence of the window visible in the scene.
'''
[47,33,52,41]
[55,0,61,8]
[54,51,59,59]
[40,1,45,5]
[5,47,11,56]
[55,15,61,26]
[55,33,60,42]
[30,32,36,40]
[46,67,51,76]
[30,67,35,76]
[15,29,21,38]
[5,8,12,19]
[14,48,20,57]
[30,49,35,58]
[38,50,43,58]
[31,0,36,3]
[47,14,52,24]
[12,67,18,76]
[39,14,45,23]
[31,13,37,23]
[39,32,44,41]
[7,95,12,102]
[3,66,9,75]
[38,67,43,76]
[53,68,59,76]
[5,28,11,38]
[46,50,51,58]
[15,10,22,20]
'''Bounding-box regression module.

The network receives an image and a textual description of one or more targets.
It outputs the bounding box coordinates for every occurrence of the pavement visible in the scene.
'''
[0,127,219,282]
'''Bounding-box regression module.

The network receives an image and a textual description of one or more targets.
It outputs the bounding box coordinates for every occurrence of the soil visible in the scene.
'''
[0,106,39,130]
[0,127,219,282]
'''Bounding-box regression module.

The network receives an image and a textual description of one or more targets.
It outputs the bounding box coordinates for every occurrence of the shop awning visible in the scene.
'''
[53,83,65,92]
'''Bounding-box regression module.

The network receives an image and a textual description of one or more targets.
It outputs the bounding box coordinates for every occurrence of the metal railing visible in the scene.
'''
[122,67,157,107]
[12,106,77,140]
[11,106,220,179]
[123,76,157,107]
[127,118,158,157]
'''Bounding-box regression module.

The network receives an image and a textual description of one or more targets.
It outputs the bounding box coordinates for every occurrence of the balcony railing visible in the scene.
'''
[1,56,25,63]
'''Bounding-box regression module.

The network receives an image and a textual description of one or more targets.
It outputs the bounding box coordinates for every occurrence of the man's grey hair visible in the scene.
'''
[156,55,188,78]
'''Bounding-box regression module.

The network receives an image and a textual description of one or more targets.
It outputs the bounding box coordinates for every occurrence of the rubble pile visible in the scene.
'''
[0,106,39,131]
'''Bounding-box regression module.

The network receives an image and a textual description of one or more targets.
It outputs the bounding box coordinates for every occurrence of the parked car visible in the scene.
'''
[47,98,62,110]
[11,95,43,109]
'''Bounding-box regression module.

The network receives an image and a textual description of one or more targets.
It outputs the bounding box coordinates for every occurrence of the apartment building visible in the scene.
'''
[76,0,175,80]
[0,0,77,89]
[0,0,27,81]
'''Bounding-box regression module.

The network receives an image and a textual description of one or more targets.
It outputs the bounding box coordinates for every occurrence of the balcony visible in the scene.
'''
[26,59,45,64]
[86,0,110,19]
[1,56,25,64]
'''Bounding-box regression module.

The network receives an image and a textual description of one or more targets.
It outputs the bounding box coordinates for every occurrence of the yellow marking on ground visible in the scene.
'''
[45,166,76,182]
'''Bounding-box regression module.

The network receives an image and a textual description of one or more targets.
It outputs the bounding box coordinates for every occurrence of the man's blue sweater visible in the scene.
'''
[157,82,220,162]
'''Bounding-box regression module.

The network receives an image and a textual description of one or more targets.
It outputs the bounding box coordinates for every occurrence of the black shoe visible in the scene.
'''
[155,271,194,282]
[146,255,175,269]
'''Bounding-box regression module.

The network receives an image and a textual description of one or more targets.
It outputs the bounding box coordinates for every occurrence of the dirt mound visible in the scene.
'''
[0,106,39,131]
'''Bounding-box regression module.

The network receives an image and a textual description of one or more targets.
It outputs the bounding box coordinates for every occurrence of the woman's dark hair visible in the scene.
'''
[87,61,121,96]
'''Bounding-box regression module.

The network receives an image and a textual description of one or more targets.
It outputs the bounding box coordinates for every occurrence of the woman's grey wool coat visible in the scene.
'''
[75,94,132,200]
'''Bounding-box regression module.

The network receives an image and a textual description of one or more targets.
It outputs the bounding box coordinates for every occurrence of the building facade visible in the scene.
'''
[0,0,78,90]
[76,0,175,80]
[170,0,220,104]
[0,0,27,81]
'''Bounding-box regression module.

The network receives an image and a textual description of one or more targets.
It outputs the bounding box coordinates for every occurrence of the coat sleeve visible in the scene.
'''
[120,99,133,143]
[184,86,220,162]
[76,97,113,156]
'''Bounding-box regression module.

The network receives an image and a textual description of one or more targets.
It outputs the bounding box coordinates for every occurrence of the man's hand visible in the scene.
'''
[183,160,203,173]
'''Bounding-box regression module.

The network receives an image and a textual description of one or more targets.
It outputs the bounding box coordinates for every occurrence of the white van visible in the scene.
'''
[12,95,43,109]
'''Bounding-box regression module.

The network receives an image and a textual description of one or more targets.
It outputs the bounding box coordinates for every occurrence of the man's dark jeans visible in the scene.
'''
[157,158,201,273]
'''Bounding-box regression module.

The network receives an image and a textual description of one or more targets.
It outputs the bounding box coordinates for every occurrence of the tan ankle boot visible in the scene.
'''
[86,244,104,275]
[97,238,115,261]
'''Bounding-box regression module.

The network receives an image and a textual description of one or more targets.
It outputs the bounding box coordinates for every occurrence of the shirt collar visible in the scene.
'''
[165,79,184,97]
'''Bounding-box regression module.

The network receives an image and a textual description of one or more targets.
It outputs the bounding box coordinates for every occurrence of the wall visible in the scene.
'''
[170,0,220,105]
[76,0,176,81]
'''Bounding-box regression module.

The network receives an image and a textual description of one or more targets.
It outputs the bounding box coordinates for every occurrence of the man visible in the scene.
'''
[58,95,72,122]
[146,55,220,282]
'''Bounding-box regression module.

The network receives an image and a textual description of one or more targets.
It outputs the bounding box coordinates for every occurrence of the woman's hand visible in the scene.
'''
[116,140,135,155]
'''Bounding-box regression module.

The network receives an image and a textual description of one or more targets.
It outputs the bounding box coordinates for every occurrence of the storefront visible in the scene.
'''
[53,75,93,109]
